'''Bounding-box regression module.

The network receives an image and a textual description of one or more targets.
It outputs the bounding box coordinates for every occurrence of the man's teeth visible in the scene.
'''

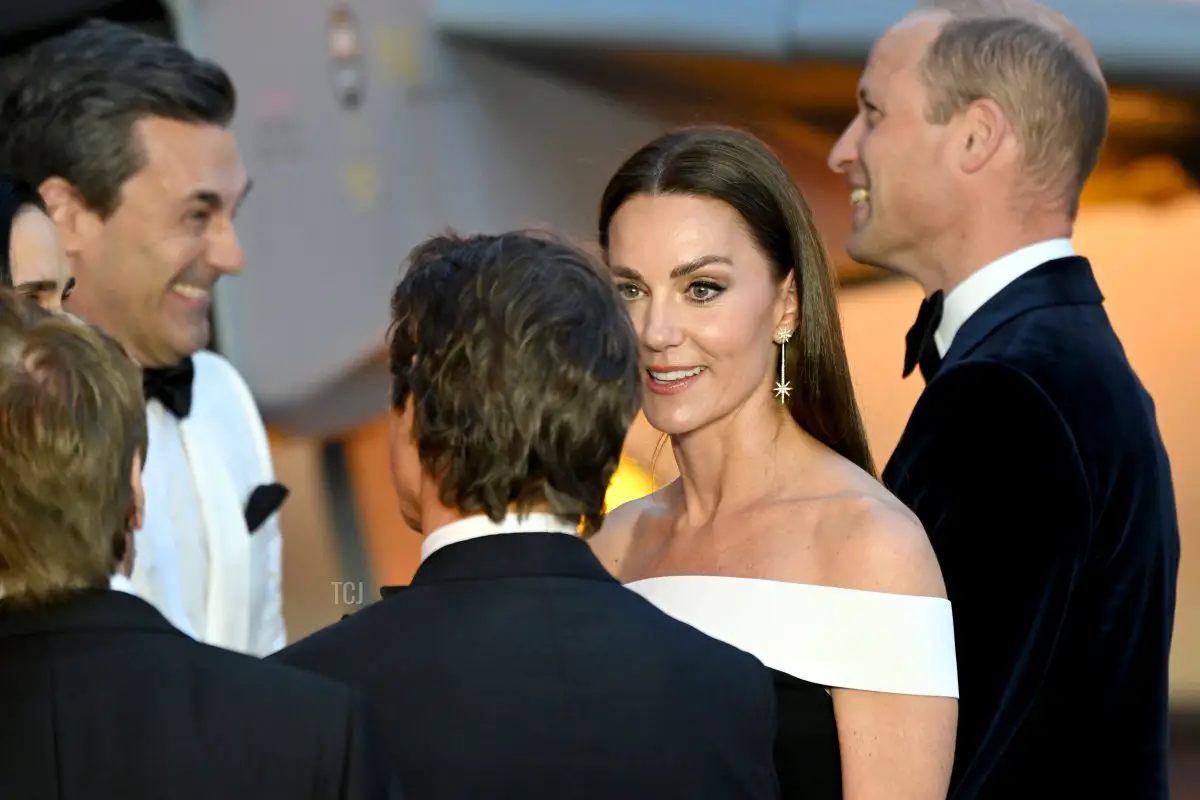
[172,285,210,300]
[850,188,870,206]
[649,367,705,383]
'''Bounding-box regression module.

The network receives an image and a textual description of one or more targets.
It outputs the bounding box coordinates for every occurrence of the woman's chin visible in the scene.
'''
[643,407,704,439]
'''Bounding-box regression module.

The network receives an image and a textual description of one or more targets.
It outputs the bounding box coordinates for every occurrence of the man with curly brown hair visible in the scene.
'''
[274,231,781,799]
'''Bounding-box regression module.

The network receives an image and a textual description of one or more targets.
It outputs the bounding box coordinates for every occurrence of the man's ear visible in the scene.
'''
[388,394,416,443]
[38,177,101,259]
[128,451,145,532]
[957,98,1011,175]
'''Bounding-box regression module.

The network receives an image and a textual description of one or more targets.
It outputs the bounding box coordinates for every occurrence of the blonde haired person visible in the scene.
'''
[0,288,400,800]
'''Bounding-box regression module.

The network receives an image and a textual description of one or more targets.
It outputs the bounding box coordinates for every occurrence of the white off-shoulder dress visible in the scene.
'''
[625,576,959,798]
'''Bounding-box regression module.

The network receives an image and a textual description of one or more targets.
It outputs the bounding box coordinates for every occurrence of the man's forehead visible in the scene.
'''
[131,116,246,195]
[862,13,945,89]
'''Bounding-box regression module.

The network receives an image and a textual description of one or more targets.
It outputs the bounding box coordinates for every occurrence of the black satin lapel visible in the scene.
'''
[245,482,289,534]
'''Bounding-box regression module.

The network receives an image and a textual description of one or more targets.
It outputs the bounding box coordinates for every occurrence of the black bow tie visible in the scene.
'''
[902,290,945,382]
[143,357,195,418]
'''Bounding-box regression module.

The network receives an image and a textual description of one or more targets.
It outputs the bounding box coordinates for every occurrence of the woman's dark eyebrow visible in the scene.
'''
[610,255,734,281]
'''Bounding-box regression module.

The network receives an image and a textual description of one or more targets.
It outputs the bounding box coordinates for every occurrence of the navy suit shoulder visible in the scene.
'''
[955,296,1165,477]
[0,591,400,800]
[274,533,779,799]
[282,572,773,697]
[885,257,1178,799]
[936,266,1178,582]
[152,633,401,800]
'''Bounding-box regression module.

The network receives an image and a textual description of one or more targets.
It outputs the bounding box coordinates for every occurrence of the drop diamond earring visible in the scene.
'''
[773,326,793,403]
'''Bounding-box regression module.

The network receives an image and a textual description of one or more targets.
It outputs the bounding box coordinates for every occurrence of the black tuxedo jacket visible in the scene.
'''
[884,257,1179,799]
[0,589,400,800]
[273,532,779,799]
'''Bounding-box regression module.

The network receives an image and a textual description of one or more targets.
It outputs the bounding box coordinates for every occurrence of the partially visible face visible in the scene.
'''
[607,193,794,437]
[388,397,424,533]
[827,13,959,272]
[65,116,250,367]
[116,450,145,577]
[9,206,73,312]
[129,450,145,530]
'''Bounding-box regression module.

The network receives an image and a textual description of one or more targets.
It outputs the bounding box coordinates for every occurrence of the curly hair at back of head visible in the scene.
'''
[0,19,236,217]
[388,231,641,535]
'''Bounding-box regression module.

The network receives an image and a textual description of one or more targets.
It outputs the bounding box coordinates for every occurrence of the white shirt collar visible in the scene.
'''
[109,573,139,595]
[934,238,1075,356]
[420,511,579,563]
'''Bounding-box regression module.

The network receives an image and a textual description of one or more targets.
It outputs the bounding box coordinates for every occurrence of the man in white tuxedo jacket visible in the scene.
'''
[0,20,286,654]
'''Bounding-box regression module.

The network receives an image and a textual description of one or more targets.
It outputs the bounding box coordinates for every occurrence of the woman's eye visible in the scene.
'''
[688,282,723,302]
[616,282,643,300]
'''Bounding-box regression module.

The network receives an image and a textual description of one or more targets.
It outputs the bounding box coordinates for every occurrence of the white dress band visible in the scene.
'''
[626,575,958,698]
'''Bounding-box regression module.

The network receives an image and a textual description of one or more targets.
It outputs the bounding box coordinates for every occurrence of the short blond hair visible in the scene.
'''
[915,0,1109,215]
[0,288,147,605]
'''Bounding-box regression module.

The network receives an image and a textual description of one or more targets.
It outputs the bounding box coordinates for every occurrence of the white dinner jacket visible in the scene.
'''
[126,350,287,656]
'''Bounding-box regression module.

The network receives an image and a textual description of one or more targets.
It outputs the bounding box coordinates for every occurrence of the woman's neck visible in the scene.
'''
[669,391,813,527]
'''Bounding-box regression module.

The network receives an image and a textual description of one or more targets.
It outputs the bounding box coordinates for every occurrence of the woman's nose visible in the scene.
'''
[640,299,685,351]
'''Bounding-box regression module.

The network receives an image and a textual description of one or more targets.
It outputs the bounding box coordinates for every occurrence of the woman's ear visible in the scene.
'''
[778,271,800,334]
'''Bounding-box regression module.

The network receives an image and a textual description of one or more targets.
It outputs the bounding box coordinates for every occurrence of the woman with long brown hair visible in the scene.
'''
[590,127,957,799]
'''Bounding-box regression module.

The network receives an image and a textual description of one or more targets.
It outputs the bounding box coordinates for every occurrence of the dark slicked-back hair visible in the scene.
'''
[0,18,236,217]
[388,231,640,534]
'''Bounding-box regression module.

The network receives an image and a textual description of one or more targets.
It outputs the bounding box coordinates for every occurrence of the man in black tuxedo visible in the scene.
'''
[273,232,779,799]
[0,290,400,800]
[828,2,1179,798]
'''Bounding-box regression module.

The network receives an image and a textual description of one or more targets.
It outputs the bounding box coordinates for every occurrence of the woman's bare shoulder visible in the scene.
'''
[589,485,674,574]
[816,490,947,599]
[758,454,945,598]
